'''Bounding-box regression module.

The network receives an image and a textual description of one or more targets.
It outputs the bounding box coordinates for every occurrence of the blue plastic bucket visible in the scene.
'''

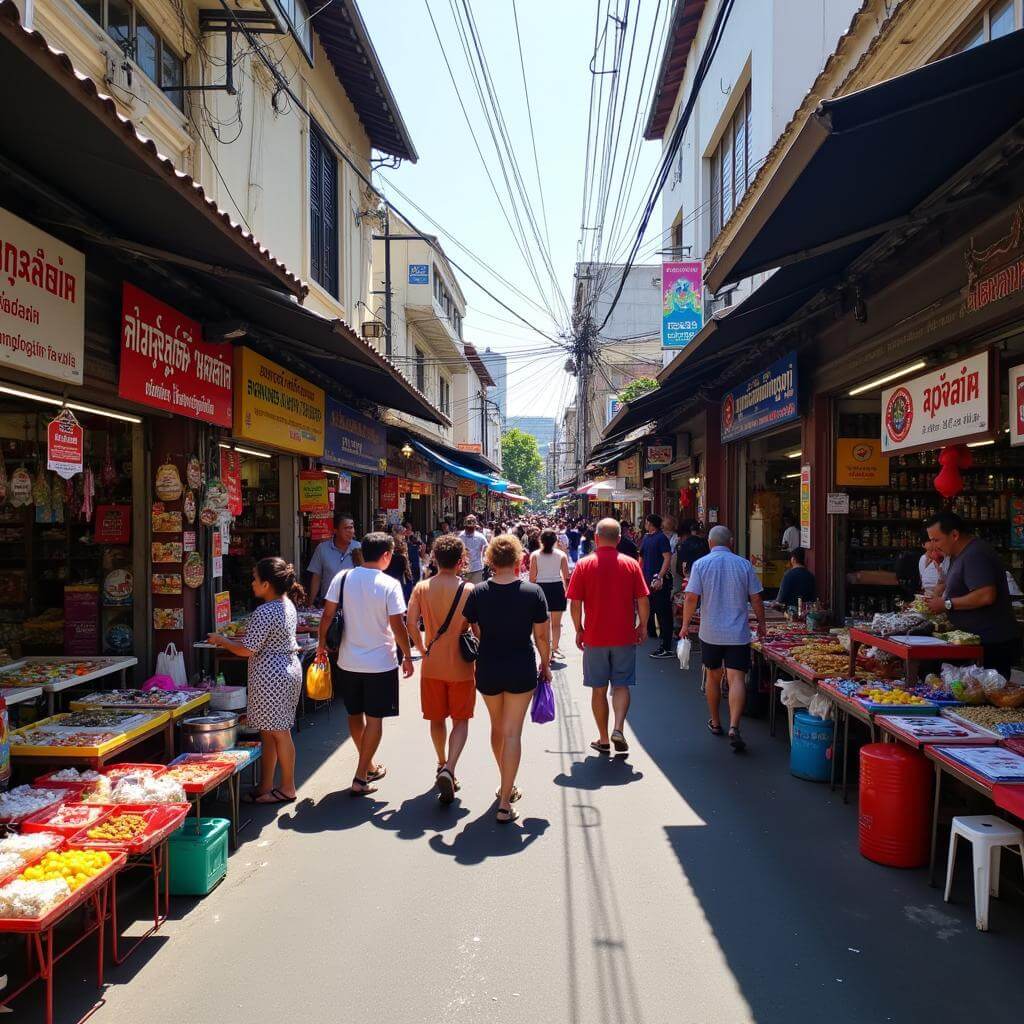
[790,711,834,782]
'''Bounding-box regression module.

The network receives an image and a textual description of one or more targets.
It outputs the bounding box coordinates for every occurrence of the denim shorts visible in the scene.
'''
[582,645,637,688]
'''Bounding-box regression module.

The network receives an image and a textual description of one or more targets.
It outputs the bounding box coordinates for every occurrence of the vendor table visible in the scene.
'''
[847,629,982,685]
[816,681,879,804]
[170,756,257,850]
[0,657,138,715]
[0,853,125,1024]
[878,714,996,750]
[12,712,174,770]
[924,745,1024,886]
[70,691,210,722]
[1,686,43,707]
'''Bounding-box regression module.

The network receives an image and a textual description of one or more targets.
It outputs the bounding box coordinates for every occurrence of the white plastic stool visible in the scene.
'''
[944,815,1024,931]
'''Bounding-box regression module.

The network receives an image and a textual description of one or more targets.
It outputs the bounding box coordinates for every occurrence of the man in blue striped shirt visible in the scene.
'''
[680,525,766,752]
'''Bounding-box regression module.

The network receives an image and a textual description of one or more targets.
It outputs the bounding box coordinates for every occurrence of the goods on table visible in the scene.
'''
[792,652,852,676]
[36,804,107,830]
[47,768,101,782]
[17,728,119,747]
[21,849,112,890]
[103,764,164,780]
[79,777,114,803]
[857,686,931,707]
[164,762,230,786]
[0,852,25,879]
[86,813,148,842]
[0,833,62,860]
[176,750,250,766]
[219,618,248,639]
[934,630,982,645]
[110,774,186,804]
[945,705,1024,735]
[0,878,71,918]
[0,660,108,687]
[980,670,1024,709]
[933,745,1024,782]
[883,716,983,739]
[0,786,64,821]
[76,688,202,708]
[906,680,959,702]
[59,710,141,729]
[870,611,933,638]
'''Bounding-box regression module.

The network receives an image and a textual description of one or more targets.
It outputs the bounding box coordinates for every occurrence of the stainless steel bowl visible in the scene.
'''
[180,711,239,753]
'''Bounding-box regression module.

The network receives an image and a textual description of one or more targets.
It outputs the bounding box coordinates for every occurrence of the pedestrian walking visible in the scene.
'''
[316,532,414,795]
[567,521,581,564]
[679,525,766,752]
[566,519,650,756]
[640,513,675,658]
[459,515,488,584]
[207,557,304,804]
[530,528,571,658]
[306,512,363,604]
[385,532,414,605]
[407,535,476,804]
[404,522,423,584]
[462,534,551,823]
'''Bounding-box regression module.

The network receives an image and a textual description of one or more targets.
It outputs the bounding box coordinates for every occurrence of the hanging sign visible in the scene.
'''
[661,260,704,349]
[0,207,85,384]
[299,470,330,512]
[46,409,83,479]
[323,398,387,474]
[336,471,352,495]
[310,513,333,541]
[233,347,324,456]
[214,591,232,631]
[835,438,889,486]
[457,442,483,454]
[456,478,478,497]
[721,353,798,443]
[881,352,993,454]
[799,465,811,549]
[645,437,674,467]
[379,475,399,509]
[119,283,232,425]
[94,504,131,544]
[212,530,223,578]
[219,448,243,516]
[1010,362,1024,447]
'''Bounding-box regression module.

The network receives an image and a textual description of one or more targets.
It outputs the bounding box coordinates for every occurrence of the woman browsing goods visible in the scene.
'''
[530,528,571,659]
[207,557,304,804]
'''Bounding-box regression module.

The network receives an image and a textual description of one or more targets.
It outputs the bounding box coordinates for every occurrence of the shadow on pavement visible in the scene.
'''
[552,753,644,790]
[427,812,550,864]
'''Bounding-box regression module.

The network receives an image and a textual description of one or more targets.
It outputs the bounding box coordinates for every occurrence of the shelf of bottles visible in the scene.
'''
[224,471,280,615]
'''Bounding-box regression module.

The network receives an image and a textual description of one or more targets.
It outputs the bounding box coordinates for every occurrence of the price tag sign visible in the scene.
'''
[47,408,84,479]
[214,591,232,630]
[827,492,850,515]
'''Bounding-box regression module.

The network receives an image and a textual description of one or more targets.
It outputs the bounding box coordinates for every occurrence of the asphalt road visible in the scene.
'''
[13,627,1024,1024]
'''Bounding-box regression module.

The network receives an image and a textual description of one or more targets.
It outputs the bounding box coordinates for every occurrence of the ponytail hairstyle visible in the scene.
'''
[256,556,307,606]
[540,528,557,553]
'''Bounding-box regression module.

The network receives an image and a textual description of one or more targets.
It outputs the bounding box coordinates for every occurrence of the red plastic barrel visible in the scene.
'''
[858,743,932,867]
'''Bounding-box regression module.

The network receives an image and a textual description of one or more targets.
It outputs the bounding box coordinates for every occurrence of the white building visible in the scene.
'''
[479,348,508,428]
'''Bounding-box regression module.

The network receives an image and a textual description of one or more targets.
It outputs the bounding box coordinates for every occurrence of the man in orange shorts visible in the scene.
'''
[407,534,476,803]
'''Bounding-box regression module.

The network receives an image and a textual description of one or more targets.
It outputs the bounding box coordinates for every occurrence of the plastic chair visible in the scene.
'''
[943,815,1024,931]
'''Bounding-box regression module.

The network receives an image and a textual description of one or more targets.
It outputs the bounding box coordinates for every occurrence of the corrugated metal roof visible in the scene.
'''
[644,0,707,141]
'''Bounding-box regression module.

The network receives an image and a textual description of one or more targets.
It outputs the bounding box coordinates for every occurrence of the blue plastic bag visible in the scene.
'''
[531,674,556,724]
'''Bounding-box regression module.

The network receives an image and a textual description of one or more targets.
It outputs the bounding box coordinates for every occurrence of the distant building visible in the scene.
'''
[479,348,507,427]
[507,416,555,458]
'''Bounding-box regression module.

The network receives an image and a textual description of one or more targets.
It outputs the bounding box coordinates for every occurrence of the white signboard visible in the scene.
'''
[826,492,850,515]
[0,207,85,384]
[1011,362,1024,447]
[881,352,990,454]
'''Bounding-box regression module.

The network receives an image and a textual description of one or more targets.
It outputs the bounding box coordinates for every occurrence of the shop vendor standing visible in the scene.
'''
[926,511,1021,677]
[308,512,363,603]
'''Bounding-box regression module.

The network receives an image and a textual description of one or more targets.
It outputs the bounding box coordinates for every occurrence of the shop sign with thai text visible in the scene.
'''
[299,470,330,512]
[799,465,811,549]
[645,437,674,467]
[46,408,83,479]
[720,353,798,443]
[322,397,386,473]
[1010,362,1024,448]
[0,207,85,385]
[662,261,704,349]
[119,283,232,425]
[835,438,889,487]
[880,352,992,454]
[965,204,1024,315]
[379,476,399,509]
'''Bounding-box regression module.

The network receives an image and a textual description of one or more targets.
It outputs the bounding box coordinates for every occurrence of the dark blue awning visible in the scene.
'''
[411,439,510,492]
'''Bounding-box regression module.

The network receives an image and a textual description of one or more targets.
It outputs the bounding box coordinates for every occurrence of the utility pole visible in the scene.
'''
[383,205,392,359]
[575,316,594,486]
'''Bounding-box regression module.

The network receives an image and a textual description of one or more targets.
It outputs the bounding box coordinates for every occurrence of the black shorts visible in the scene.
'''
[340,668,400,718]
[539,581,567,613]
[700,641,751,673]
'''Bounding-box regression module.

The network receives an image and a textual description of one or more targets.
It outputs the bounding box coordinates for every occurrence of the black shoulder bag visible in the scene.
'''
[425,581,479,663]
[325,571,350,650]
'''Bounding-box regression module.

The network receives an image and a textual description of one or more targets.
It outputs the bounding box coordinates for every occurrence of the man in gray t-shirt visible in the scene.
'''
[307,514,363,602]
[926,512,1020,677]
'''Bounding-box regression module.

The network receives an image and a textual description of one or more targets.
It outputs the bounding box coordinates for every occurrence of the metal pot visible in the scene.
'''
[180,711,239,753]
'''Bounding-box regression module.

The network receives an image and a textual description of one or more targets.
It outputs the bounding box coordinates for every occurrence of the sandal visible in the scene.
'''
[367,765,387,783]
[350,777,378,796]
[590,741,611,754]
[243,789,294,805]
[707,719,724,736]
[437,768,456,804]
[495,785,522,803]
[729,728,747,753]
[496,807,519,824]
[611,729,629,753]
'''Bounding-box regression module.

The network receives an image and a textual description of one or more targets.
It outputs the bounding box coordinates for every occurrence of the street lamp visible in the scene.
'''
[400,442,414,459]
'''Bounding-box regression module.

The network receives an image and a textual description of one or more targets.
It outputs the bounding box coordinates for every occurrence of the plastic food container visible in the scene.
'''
[180,712,238,753]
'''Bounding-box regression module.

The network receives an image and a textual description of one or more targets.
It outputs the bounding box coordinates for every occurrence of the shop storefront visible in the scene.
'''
[318,395,386,536]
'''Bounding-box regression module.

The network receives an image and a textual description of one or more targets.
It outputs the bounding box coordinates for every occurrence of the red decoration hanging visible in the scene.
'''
[933,444,973,500]
[679,487,693,510]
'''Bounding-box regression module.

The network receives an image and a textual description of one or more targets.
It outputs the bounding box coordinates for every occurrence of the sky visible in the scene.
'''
[360,0,669,422]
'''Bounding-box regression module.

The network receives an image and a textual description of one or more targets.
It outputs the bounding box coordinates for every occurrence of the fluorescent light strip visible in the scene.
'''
[847,360,927,397]
[218,443,272,459]
[783,471,801,479]
[0,384,143,423]
[786,450,802,459]
[966,439,995,448]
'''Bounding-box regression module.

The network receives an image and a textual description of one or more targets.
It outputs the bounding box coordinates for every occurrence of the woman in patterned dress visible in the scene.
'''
[207,557,304,804]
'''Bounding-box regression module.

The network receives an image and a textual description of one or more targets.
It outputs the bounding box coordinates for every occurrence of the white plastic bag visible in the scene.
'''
[676,637,692,670]
[155,643,187,688]
[808,691,834,721]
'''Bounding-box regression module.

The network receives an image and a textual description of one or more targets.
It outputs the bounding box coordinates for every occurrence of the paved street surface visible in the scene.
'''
[16,628,1024,1024]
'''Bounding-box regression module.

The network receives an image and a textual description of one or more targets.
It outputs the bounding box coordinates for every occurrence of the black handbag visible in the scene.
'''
[325,571,350,650]
[426,581,478,663]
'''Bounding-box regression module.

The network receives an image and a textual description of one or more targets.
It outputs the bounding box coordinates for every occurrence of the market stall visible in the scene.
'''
[10,710,172,769]
[0,657,138,715]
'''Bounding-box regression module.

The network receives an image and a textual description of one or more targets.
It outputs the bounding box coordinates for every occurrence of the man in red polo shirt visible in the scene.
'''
[567,518,650,755]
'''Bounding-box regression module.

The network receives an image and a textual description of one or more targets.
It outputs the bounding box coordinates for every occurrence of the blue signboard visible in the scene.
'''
[408,264,430,285]
[323,398,387,474]
[720,353,799,443]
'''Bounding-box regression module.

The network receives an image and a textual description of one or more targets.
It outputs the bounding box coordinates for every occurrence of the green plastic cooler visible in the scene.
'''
[169,817,229,896]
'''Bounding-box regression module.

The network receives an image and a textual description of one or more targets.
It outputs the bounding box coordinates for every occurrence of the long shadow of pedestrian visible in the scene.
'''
[373,787,470,838]
[552,754,644,790]
[428,811,549,865]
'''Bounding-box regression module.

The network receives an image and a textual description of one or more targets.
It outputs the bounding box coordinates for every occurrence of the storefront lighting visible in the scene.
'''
[218,443,272,459]
[783,471,801,479]
[847,361,926,396]
[786,450,802,459]
[0,384,142,423]
[400,443,414,458]
[966,439,995,448]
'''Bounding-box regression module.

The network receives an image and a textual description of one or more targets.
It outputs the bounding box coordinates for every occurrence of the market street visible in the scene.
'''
[22,635,1024,1024]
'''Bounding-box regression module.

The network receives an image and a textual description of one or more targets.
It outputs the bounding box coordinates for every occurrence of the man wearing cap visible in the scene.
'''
[459,515,488,584]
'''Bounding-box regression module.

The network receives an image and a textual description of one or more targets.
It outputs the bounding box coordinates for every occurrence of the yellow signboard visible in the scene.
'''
[835,437,890,487]
[233,347,324,456]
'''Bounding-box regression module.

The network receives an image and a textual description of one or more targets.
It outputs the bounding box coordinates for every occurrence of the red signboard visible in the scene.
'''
[220,448,243,516]
[46,409,84,479]
[379,476,399,509]
[94,504,131,545]
[119,282,233,426]
[309,513,333,541]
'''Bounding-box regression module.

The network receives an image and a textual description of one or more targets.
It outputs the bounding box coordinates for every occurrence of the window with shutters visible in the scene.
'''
[309,123,339,299]
[708,84,752,246]
[439,375,451,416]
[415,347,426,393]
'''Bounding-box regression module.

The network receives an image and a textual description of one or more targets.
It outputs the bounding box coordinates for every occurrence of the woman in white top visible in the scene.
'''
[919,537,950,594]
[530,528,571,657]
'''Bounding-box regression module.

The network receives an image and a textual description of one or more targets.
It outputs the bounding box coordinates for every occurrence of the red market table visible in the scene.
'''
[0,853,126,1024]
[816,681,879,804]
[848,629,983,685]
[877,714,996,750]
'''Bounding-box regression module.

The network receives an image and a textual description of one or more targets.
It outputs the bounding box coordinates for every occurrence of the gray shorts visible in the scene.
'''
[583,645,637,688]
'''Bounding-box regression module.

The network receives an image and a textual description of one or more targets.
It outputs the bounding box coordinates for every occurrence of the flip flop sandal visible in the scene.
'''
[611,730,629,753]
[367,765,387,782]
[270,788,296,803]
[242,790,273,804]
[590,741,611,754]
[707,720,724,736]
[496,807,519,824]
[350,778,378,797]
[495,786,522,803]
[437,768,456,804]
[729,729,747,753]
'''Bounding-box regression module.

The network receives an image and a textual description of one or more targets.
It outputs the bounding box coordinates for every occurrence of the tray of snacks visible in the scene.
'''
[0,850,126,932]
[162,760,234,794]
[0,833,64,889]
[31,767,103,792]
[0,786,67,825]
[100,773,187,805]
[169,749,253,769]
[100,763,167,782]
[941,706,1024,739]
[880,714,995,745]
[70,688,209,712]
[21,802,114,838]
[71,804,190,853]
[853,685,939,715]
[0,660,110,688]
[10,711,170,758]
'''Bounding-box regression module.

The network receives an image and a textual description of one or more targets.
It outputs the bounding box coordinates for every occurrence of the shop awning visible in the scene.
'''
[505,493,530,504]
[705,29,1024,293]
[575,479,616,497]
[409,438,510,492]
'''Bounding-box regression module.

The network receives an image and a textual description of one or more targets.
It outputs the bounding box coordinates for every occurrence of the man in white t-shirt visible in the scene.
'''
[919,537,950,594]
[317,532,413,796]
[459,515,488,584]
[781,513,801,554]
